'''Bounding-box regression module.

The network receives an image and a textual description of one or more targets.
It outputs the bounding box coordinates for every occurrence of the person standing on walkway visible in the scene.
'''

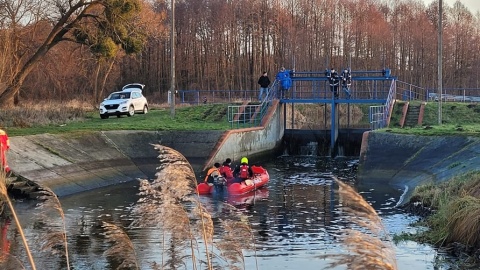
[327,68,340,98]
[341,68,352,99]
[276,67,292,99]
[258,71,271,101]
[0,128,10,175]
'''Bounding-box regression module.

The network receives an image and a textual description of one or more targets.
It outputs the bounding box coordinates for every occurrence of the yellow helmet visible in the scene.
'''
[241,157,248,164]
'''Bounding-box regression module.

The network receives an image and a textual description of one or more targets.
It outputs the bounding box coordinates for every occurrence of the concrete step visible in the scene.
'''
[6,175,42,200]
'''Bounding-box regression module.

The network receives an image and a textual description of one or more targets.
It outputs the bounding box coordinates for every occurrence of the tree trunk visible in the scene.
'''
[99,57,117,101]
[0,28,56,108]
[0,54,43,108]
[94,61,101,104]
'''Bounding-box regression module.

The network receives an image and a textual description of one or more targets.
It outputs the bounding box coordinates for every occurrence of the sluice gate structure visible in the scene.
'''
[270,69,397,157]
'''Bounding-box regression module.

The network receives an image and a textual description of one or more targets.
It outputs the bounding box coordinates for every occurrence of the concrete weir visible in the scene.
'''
[7,102,284,198]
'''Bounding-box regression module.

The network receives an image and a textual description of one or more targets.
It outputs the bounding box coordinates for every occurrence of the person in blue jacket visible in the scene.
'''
[276,67,292,99]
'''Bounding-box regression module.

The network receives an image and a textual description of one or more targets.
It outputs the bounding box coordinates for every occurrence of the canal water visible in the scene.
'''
[4,155,452,269]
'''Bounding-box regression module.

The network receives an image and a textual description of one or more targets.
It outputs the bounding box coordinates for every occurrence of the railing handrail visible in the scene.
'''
[369,79,397,130]
[227,80,279,128]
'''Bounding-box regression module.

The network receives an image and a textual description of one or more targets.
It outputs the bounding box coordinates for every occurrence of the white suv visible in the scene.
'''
[99,84,148,119]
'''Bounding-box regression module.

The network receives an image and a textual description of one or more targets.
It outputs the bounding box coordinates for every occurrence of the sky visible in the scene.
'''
[423,0,480,13]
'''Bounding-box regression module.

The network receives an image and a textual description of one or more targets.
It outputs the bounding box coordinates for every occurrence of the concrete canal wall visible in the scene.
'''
[8,98,477,202]
[358,132,480,201]
[6,102,284,197]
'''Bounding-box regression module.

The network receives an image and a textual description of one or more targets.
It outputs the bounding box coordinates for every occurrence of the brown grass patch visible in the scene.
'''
[0,100,93,128]
[286,104,365,129]
[445,196,480,247]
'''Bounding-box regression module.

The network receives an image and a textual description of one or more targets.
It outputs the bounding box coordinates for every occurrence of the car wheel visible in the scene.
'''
[142,105,148,114]
[127,105,135,117]
[100,114,109,119]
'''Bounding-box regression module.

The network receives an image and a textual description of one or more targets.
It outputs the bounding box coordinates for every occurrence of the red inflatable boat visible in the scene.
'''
[227,188,269,206]
[197,165,269,195]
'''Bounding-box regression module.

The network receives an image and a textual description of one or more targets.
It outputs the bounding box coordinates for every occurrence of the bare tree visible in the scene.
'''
[0,0,147,108]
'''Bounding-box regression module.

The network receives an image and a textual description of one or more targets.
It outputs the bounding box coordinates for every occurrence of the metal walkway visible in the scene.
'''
[269,69,397,156]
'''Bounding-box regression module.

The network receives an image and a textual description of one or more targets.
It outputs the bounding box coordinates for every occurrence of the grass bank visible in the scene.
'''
[3,100,480,137]
[386,101,480,136]
[1,102,231,136]
[397,171,480,266]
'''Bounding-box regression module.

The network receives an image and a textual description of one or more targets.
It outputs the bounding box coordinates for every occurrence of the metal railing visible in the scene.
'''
[369,105,388,130]
[369,80,396,130]
[177,89,258,105]
[394,82,480,103]
[227,80,279,128]
[395,80,426,101]
[426,88,480,102]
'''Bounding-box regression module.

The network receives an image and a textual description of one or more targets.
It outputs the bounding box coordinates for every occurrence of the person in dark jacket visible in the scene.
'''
[327,68,340,98]
[341,68,352,99]
[258,71,271,101]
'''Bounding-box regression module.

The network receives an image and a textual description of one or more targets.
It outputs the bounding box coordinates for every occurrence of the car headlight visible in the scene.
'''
[120,100,128,105]
[100,103,105,107]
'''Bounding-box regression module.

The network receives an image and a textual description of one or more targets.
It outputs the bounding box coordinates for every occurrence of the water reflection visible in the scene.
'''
[2,156,451,269]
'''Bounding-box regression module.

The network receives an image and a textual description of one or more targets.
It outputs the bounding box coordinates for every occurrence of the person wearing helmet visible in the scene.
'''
[0,128,10,175]
[233,157,253,183]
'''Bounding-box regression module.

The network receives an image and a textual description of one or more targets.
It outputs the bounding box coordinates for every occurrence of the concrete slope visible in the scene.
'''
[7,130,223,197]
[358,132,480,201]
[6,103,284,197]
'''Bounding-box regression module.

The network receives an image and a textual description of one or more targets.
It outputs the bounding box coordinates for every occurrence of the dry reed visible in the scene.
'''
[131,144,255,270]
[102,221,139,270]
[131,144,210,269]
[445,196,480,247]
[34,186,70,270]
[321,177,397,270]
[215,204,256,270]
[0,170,37,270]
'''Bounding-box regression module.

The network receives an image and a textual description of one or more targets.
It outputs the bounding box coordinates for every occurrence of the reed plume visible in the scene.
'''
[34,186,70,270]
[102,221,139,270]
[321,177,397,270]
[131,144,256,270]
[0,170,37,270]
[131,144,211,269]
[215,204,256,270]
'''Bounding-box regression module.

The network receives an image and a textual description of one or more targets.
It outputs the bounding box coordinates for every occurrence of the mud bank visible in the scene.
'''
[358,132,480,202]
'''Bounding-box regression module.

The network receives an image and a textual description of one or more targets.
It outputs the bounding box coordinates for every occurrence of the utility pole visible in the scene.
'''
[170,0,176,117]
[438,0,443,125]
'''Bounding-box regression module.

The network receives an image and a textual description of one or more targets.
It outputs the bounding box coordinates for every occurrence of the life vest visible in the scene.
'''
[220,165,233,179]
[204,167,220,183]
[0,129,10,172]
[0,129,9,152]
[239,165,249,179]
